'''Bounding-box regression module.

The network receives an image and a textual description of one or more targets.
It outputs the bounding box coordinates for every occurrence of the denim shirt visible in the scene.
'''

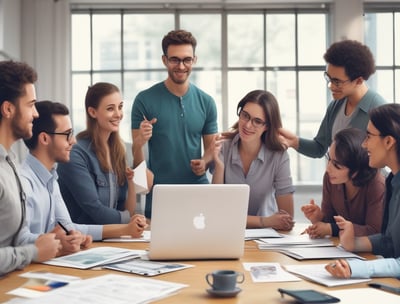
[57,138,130,225]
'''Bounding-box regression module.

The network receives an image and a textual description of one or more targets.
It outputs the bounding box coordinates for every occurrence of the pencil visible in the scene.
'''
[57,221,70,235]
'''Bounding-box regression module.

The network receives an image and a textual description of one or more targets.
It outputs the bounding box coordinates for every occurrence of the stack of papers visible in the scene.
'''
[6,274,187,304]
[42,247,146,269]
[257,234,333,250]
[104,258,193,276]
[277,246,365,261]
[284,264,371,287]
[245,228,282,240]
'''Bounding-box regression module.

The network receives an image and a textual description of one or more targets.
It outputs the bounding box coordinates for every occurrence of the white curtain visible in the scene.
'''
[11,0,70,161]
[21,0,70,107]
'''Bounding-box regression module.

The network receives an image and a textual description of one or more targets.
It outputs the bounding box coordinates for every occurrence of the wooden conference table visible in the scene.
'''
[1,228,399,303]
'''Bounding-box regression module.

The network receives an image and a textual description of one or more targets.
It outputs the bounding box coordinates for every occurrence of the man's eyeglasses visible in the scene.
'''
[45,130,74,141]
[325,152,345,170]
[324,72,351,88]
[238,110,266,128]
[166,56,195,66]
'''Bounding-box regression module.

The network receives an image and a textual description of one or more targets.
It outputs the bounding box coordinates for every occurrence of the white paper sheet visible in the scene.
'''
[42,247,146,269]
[243,262,301,283]
[284,263,371,287]
[133,160,148,194]
[4,274,187,304]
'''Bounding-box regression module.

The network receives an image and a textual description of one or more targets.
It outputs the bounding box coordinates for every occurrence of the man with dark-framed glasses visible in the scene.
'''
[279,40,386,159]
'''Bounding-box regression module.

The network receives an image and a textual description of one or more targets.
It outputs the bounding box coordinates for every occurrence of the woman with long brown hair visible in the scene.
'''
[58,82,146,229]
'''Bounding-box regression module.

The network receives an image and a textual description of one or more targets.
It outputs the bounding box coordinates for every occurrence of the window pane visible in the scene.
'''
[228,14,263,67]
[180,14,221,68]
[297,14,326,66]
[71,14,91,71]
[365,13,393,67]
[371,70,394,103]
[71,74,91,134]
[267,71,296,131]
[92,14,121,70]
[299,71,327,122]
[396,13,400,65]
[192,71,222,131]
[123,14,174,70]
[92,73,122,88]
[298,71,327,182]
[122,71,166,142]
[227,71,264,128]
[266,14,295,66]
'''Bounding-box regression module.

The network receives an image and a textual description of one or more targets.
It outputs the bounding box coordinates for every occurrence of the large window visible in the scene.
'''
[71,7,330,183]
[364,9,400,103]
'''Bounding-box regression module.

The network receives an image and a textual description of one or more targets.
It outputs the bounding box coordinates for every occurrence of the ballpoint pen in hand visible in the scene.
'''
[57,221,70,235]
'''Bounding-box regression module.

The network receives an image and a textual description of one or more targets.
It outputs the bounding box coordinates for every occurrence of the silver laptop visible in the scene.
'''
[148,184,250,260]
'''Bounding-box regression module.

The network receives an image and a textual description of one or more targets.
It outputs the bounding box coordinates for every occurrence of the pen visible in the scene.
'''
[57,221,70,235]
[368,282,400,294]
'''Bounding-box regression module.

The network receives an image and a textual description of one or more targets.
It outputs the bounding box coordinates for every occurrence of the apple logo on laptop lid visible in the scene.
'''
[193,213,206,230]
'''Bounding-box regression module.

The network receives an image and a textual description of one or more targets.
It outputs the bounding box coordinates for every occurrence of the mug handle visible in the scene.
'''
[205,273,214,287]
[236,272,245,283]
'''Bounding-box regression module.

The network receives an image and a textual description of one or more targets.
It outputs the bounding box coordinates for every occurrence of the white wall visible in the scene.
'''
[0,0,21,60]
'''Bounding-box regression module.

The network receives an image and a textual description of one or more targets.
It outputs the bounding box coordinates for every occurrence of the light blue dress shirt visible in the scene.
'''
[348,257,400,278]
[19,153,103,241]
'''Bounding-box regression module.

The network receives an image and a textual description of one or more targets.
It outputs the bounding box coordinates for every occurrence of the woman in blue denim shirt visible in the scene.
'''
[58,82,146,225]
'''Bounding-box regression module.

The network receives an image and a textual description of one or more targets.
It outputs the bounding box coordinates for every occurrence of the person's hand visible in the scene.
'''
[127,214,148,238]
[212,134,224,167]
[34,233,61,262]
[325,259,351,278]
[278,128,299,150]
[305,222,332,239]
[125,167,134,181]
[301,199,322,223]
[80,234,93,250]
[190,159,206,176]
[56,229,85,256]
[138,117,157,146]
[265,211,295,231]
[334,215,355,251]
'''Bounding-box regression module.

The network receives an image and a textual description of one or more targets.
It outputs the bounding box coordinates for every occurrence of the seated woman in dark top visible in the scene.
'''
[302,128,384,238]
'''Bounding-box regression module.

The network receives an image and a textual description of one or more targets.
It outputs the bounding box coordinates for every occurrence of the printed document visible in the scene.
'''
[243,262,301,283]
[42,247,146,269]
[4,274,187,304]
[104,258,193,276]
[257,234,333,250]
[284,263,371,287]
[277,246,365,260]
[245,228,282,240]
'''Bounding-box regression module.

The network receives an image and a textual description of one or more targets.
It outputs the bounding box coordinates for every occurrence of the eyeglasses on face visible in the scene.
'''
[323,71,351,88]
[166,56,195,66]
[238,110,266,128]
[325,152,345,170]
[45,130,74,141]
[364,130,383,142]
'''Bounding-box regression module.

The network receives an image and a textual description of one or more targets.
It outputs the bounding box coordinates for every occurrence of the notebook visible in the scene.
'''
[148,184,250,260]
